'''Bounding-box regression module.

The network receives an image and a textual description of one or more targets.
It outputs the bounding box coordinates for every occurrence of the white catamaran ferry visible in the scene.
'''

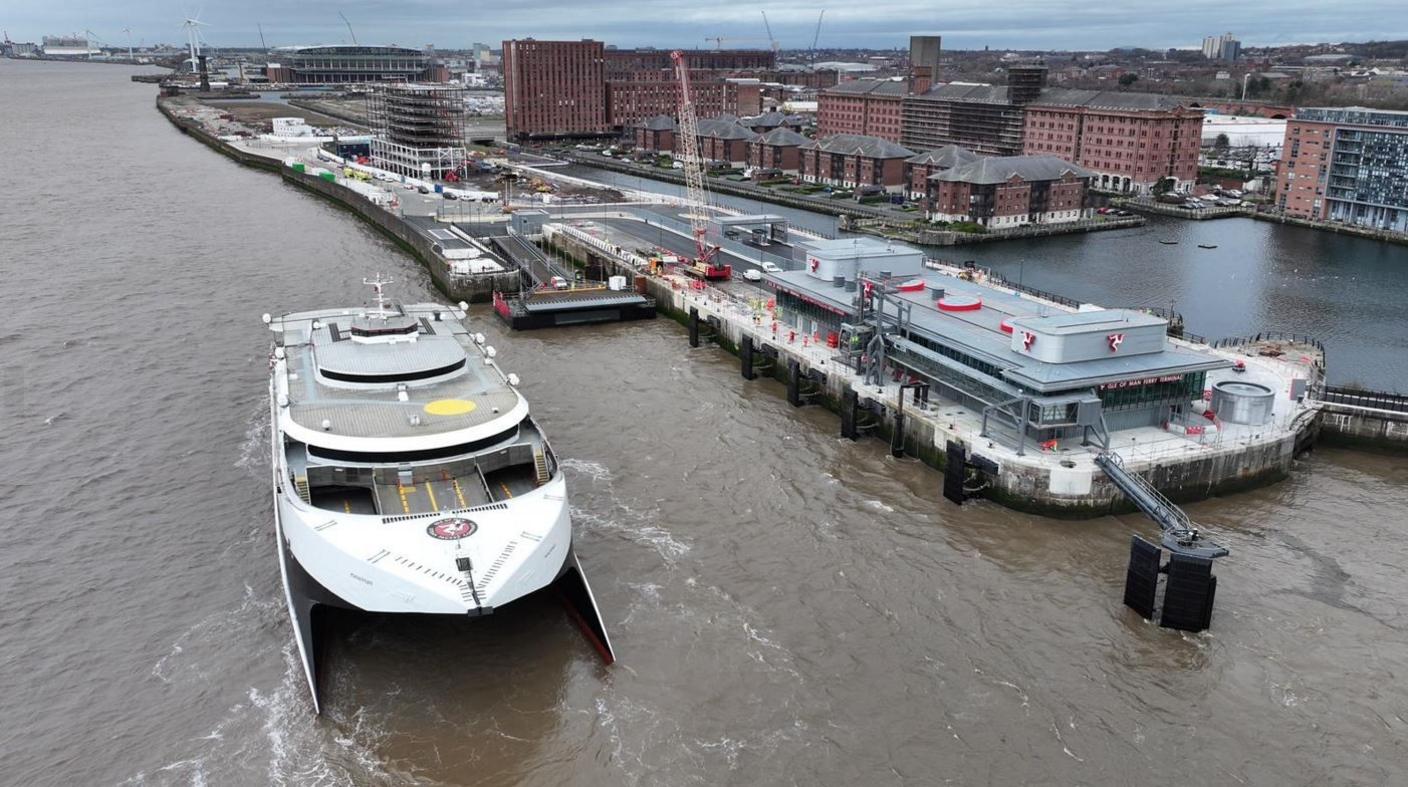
[266,276,614,713]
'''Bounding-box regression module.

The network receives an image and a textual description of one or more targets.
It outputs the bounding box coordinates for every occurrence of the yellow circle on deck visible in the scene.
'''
[424,399,477,416]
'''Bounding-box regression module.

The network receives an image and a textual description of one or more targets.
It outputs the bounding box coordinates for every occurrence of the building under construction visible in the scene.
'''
[901,83,1030,157]
[366,83,467,178]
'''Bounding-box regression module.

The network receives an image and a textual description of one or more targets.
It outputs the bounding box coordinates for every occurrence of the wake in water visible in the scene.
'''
[127,643,403,787]
[234,402,270,478]
[562,456,691,566]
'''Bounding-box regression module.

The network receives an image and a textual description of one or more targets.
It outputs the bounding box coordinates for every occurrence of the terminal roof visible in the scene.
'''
[768,269,1229,394]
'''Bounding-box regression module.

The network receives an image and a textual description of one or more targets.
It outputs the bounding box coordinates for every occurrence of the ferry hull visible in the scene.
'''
[274,506,615,713]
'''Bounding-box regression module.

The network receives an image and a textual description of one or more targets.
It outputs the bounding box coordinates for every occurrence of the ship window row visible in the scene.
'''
[306,421,522,464]
[319,357,466,384]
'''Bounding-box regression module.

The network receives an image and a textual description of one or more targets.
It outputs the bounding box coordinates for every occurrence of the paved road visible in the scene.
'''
[590,217,772,298]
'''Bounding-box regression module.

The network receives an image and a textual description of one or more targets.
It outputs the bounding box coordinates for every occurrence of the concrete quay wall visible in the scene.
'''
[1318,404,1408,453]
[157,97,518,303]
[278,170,519,303]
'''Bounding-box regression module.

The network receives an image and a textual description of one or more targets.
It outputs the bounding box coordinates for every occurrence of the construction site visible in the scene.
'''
[366,83,469,177]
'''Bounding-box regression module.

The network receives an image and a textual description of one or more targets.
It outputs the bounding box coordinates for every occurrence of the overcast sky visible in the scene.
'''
[7,0,1405,51]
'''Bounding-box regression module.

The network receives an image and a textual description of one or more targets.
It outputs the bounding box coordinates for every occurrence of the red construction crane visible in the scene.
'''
[669,49,730,281]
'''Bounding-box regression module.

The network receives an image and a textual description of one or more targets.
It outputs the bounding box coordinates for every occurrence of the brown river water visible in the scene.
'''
[2,60,1406,786]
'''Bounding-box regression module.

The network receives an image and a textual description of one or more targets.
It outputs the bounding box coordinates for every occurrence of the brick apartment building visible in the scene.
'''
[504,39,774,140]
[1275,107,1408,233]
[741,110,803,134]
[697,117,759,165]
[925,155,1094,227]
[607,78,762,129]
[770,68,841,90]
[800,134,915,191]
[749,127,809,173]
[818,51,1203,193]
[604,48,774,75]
[503,39,609,139]
[905,146,980,199]
[633,115,676,152]
[817,79,908,141]
[1022,89,1203,192]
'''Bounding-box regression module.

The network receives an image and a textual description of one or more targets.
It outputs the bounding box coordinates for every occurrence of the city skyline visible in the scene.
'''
[6,0,1407,52]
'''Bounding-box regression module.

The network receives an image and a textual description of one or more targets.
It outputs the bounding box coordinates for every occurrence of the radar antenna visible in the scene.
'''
[362,273,394,318]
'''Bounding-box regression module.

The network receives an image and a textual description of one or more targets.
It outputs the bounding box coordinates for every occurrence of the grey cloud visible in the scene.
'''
[8,0,1405,51]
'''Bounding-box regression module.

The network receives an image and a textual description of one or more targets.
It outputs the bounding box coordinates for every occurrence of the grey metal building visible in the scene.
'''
[766,238,1229,451]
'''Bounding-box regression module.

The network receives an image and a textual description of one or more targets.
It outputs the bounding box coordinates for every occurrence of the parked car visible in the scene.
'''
[760,261,782,274]
[743,268,763,281]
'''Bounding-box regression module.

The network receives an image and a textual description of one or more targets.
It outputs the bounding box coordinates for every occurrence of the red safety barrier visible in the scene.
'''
[826,331,839,348]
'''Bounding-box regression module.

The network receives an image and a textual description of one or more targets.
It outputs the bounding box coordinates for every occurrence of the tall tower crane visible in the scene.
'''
[669,49,730,280]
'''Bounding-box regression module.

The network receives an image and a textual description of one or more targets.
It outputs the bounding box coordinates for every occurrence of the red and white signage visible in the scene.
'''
[1098,374,1184,391]
[1021,330,1037,351]
[808,257,820,273]
[1107,332,1125,352]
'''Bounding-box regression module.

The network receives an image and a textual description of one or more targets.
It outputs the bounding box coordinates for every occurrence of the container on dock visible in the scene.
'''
[292,163,306,173]
[319,171,336,183]
[1210,380,1275,425]
[608,275,627,291]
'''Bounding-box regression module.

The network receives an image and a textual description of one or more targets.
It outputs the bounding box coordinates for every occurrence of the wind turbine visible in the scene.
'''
[181,16,209,74]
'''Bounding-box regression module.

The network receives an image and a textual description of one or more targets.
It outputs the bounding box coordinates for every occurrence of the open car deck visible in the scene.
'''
[289,417,554,518]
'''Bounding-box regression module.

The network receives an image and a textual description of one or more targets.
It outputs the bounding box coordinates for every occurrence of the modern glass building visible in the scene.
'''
[1278,107,1408,233]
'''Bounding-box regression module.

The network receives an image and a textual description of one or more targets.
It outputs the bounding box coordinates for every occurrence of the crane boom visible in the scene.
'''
[670,49,719,267]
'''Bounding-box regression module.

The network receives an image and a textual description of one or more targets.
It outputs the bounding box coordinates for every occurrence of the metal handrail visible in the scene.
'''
[1098,451,1193,537]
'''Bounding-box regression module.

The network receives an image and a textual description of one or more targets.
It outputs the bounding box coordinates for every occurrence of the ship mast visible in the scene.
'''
[362,273,394,319]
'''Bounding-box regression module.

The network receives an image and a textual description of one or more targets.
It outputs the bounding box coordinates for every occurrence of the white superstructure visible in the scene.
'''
[266,277,613,712]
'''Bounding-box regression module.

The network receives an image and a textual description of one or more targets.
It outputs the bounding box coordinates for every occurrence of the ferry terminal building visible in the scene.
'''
[763,238,1230,450]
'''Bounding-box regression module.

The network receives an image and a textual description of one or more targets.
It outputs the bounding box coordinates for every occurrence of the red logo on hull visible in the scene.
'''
[1021,331,1037,351]
[1108,333,1125,352]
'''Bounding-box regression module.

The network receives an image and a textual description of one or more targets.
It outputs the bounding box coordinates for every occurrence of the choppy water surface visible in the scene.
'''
[2,60,1407,786]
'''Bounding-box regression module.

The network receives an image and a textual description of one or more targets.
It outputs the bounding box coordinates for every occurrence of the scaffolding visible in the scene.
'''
[366,83,468,178]
[901,93,1026,157]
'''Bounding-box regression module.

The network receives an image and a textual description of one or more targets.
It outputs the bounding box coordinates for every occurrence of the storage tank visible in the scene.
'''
[1210,380,1275,425]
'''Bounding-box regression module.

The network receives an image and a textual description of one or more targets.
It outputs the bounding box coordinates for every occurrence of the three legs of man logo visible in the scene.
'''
[1022,331,1037,351]
[1108,333,1125,352]
[427,517,478,540]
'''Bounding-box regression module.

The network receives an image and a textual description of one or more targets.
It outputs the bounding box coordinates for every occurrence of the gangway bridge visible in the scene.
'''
[1094,451,1228,632]
[487,233,656,330]
[490,234,569,288]
[1094,452,1228,560]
